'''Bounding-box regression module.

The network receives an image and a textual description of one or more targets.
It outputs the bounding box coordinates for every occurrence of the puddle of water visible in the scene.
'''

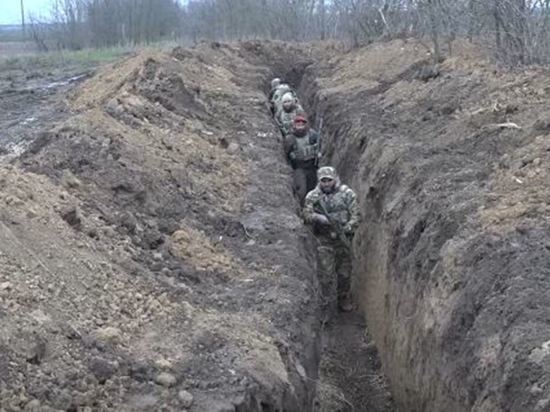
[0,140,30,162]
[10,141,28,156]
[44,73,88,90]
[19,73,89,92]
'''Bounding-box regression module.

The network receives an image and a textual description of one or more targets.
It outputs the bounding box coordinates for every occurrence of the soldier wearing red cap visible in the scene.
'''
[284,115,320,205]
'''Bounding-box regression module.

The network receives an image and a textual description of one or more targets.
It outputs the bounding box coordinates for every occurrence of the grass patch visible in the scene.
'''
[0,38,192,75]
[0,46,134,73]
[0,28,26,42]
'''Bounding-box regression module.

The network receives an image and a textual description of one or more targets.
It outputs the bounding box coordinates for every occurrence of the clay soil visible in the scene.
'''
[0,43,323,411]
[301,39,550,411]
[3,37,550,412]
[0,40,396,412]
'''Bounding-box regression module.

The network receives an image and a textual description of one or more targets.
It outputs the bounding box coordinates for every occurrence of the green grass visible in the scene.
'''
[0,46,134,72]
[0,29,26,42]
[0,37,192,74]
[58,47,134,65]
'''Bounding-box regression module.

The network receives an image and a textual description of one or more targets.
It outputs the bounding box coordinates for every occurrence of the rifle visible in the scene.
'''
[318,199,351,249]
[315,116,323,167]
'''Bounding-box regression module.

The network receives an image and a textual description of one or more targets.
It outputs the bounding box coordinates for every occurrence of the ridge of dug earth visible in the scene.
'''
[1,43,324,410]
[300,39,550,411]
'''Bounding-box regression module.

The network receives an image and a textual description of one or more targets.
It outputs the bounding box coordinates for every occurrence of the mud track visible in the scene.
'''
[0,68,90,159]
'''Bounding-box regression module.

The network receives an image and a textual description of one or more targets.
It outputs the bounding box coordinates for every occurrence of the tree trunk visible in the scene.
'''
[20,0,25,36]
[494,0,501,54]
[467,0,474,42]
[320,0,326,40]
[427,0,440,64]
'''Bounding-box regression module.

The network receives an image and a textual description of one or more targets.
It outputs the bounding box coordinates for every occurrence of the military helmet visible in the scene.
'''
[271,78,281,89]
[317,166,338,180]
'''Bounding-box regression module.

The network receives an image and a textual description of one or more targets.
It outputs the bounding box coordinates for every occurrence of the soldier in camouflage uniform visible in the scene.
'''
[284,115,320,205]
[276,92,304,137]
[271,83,293,115]
[269,78,281,95]
[268,78,281,115]
[303,166,360,312]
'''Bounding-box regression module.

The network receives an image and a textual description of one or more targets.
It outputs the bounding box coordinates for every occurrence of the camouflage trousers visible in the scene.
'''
[316,237,352,315]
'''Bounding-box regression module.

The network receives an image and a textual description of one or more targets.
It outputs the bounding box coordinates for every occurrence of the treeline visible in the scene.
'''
[28,0,550,65]
[29,0,184,50]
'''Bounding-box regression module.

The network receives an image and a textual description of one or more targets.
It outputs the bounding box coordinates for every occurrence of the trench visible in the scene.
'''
[263,63,395,411]
[2,46,398,411]
[288,42,550,412]
[6,41,550,411]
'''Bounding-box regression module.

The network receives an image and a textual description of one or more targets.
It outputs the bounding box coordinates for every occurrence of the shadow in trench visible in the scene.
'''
[314,309,395,412]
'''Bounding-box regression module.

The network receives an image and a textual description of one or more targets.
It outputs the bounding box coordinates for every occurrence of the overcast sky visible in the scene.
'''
[0,0,52,25]
[0,0,189,25]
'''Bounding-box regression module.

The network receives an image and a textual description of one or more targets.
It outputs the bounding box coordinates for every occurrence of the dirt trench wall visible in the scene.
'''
[300,40,550,411]
[0,43,323,411]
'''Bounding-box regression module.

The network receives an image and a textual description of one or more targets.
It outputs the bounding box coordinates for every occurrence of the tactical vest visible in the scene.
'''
[293,131,318,162]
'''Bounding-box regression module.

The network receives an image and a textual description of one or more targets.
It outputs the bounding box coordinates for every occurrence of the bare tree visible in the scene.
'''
[21,0,26,36]
[23,0,550,65]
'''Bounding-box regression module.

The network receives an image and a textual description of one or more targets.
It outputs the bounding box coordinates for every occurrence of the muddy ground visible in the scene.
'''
[0,44,317,411]
[0,62,91,159]
[0,41,394,411]
[3,38,550,412]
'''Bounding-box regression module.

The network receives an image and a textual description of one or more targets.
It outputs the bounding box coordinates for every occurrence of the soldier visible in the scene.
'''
[276,92,304,137]
[303,166,359,312]
[270,78,281,95]
[268,78,281,115]
[271,83,294,115]
[284,115,320,205]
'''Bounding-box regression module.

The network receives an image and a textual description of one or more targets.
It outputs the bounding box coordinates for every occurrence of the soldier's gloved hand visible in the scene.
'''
[289,152,296,161]
[313,213,330,225]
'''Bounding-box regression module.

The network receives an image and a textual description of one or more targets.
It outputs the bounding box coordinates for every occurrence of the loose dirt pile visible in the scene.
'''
[5,36,547,412]
[302,39,550,411]
[0,43,324,411]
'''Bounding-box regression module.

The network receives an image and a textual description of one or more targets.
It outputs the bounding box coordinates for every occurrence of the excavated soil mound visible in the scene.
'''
[1,43,322,411]
[301,39,550,411]
[5,37,549,412]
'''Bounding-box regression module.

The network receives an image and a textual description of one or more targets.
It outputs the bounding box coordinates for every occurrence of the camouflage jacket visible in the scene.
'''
[277,105,304,136]
[303,184,360,237]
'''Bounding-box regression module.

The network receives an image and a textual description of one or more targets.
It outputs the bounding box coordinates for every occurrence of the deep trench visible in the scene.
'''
[264,63,395,412]
[8,43,550,411]
[45,43,550,412]
[273,46,550,412]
